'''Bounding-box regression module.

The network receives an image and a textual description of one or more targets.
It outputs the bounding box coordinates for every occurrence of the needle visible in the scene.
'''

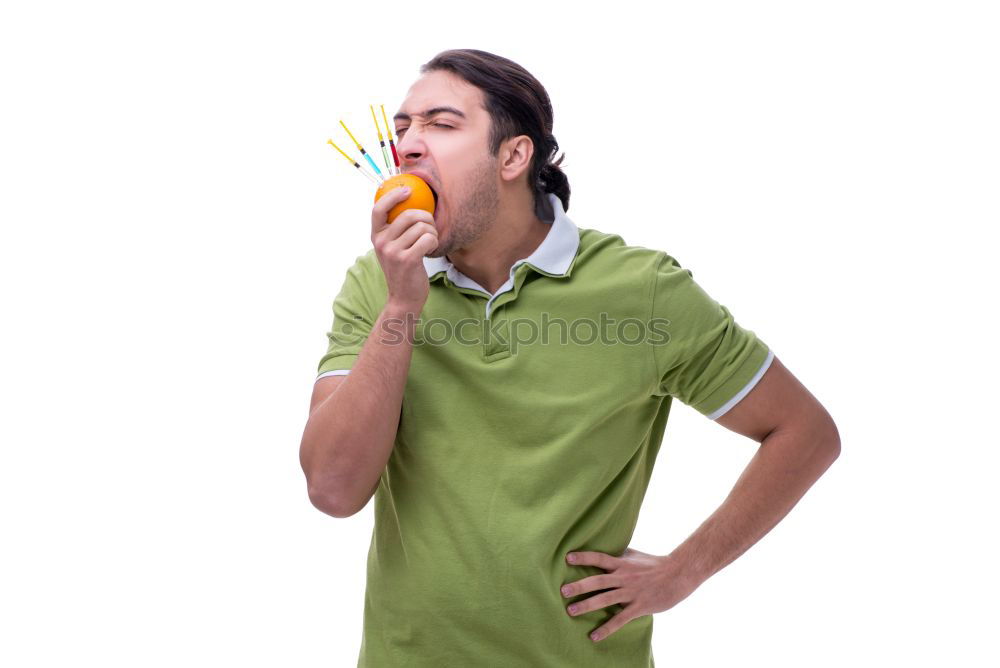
[339,119,385,182]
[381,104,400,174]
[370,104,395,177]
[327,138,380,185]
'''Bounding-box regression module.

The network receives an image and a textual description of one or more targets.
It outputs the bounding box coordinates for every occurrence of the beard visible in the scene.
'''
[426,157,500,258]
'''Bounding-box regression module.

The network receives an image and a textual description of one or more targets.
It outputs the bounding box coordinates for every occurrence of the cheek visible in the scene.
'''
[438,142,482,180]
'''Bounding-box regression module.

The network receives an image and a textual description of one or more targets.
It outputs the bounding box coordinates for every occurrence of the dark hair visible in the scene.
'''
[420,49,570,221]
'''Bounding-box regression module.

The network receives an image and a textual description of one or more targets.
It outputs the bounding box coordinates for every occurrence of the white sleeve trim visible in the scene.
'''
[707,349,774,420]
[315,369,350,381]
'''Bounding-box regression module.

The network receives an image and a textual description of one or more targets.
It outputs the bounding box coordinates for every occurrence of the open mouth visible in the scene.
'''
[430,185,439,207]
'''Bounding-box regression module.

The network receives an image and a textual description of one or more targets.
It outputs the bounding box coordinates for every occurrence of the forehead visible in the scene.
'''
[395,70,486,122]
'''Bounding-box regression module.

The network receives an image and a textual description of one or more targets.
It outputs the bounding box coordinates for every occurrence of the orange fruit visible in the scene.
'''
[374,173,436,224]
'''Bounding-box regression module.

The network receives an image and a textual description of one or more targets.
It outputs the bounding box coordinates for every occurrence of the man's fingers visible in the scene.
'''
[373,209,435,250]
[588,604,639,643]
[560,573,619,598]
[392,222,438,253]
[401,231,439,261]
[370,186,413,233]
[566,551,620,571]
[564,589,627,618]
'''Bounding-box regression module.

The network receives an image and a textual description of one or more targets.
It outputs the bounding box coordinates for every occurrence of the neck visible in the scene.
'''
[446,188,550,295]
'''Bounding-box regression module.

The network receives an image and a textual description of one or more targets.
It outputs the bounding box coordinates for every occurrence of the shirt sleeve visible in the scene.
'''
[315,253,381,381]
[651,252,773,419]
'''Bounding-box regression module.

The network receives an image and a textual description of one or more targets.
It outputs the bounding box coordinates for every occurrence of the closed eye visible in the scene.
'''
[395,122,454,136]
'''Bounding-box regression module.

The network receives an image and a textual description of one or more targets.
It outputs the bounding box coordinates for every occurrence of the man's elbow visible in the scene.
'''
[815,412,841,465]
[307,486,361,519]
[774,409,841,466]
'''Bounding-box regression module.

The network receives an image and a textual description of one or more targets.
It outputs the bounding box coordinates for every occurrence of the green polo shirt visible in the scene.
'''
[315,193,773,667]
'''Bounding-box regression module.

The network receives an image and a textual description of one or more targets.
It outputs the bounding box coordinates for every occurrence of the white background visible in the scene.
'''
[2,1,997,666]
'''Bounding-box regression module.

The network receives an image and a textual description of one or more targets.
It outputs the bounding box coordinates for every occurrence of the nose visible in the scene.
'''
[395,127,427,165]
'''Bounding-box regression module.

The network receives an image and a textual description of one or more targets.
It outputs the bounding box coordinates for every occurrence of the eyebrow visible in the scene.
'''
[393,106,467,122]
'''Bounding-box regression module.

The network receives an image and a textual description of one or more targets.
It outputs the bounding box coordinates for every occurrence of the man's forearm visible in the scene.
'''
[301,299,420,515]
[668,421,841,584]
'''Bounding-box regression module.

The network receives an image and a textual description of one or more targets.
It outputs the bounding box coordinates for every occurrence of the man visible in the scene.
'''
[300,49,840,667]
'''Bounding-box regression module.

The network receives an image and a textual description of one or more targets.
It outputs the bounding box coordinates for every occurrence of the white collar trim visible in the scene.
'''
[422,193,580,287]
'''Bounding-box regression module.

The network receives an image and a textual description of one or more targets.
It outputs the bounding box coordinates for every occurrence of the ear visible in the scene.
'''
[498,135,535,184]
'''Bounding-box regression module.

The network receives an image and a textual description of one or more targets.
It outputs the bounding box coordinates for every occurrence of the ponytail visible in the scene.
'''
[534,136,570,221]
